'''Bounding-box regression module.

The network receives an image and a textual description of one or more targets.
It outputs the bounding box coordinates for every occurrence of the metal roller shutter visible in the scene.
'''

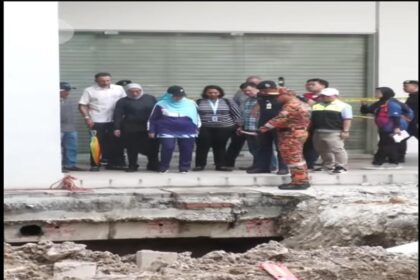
[59,32,368,153]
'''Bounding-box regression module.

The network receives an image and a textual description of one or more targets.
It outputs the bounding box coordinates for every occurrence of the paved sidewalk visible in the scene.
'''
[6,154,418,190]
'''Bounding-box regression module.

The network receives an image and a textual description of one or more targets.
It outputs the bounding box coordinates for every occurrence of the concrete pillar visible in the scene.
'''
[378,2,418,154]
[4,2,62,188]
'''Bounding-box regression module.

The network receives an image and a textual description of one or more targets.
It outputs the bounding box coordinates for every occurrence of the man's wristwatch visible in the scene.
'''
[84,115,90,119]
[342,130,349,133]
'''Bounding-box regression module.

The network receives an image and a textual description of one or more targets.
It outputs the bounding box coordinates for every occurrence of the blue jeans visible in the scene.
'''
[61,131,78,168]
[255,130,288,171]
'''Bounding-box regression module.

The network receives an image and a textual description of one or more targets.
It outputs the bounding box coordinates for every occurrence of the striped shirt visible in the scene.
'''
[197,98,242,128]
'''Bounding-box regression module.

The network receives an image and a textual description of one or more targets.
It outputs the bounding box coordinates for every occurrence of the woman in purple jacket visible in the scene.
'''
[148,86,201,173]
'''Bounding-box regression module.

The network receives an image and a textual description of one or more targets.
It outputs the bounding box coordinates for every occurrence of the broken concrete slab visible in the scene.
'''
[4,184,418,243]
[45,242,87,262]
[136,250,178,272]
[386,241,418,255]
[53,260,97,280]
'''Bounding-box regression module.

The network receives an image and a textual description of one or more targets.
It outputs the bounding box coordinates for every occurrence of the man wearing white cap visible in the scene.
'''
[113,83,159,172]
[311,88,353,173]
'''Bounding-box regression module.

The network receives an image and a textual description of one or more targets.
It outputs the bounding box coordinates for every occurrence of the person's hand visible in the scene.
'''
[85,118,94,129]
[148,132,155,139]
[340,131,350,139]
[278,87,288,95]
[393,128,401,135]
[236,127,243,135]
[114,130,121,137]
[259,126,270,133]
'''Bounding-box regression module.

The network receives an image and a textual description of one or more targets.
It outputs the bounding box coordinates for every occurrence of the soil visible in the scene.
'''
[4,240,418,280]
[277,185,418,250]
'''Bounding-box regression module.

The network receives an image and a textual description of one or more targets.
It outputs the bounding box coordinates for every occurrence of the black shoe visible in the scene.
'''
[276,169,289,175]
[192,166,205,171]
[146,166,159,171]
[105,165,126,171]
[63,166,86,172]
[313,167,334,172]
[89,166,100,172]
[215,166,233,172]
[278,183,310,190]
[125,167,138,172]
[246,169,271,174]
[331,166,347,174]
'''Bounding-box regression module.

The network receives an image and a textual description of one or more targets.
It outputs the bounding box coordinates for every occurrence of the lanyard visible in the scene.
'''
[208,99,220,115]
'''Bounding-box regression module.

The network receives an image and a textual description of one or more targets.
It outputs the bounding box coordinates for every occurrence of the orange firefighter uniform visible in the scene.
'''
[263,97,311,185]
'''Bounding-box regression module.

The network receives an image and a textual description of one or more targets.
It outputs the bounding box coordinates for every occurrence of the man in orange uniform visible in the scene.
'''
[259,88,311,190]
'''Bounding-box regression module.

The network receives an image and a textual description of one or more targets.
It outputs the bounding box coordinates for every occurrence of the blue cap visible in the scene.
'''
[60,82,76,91]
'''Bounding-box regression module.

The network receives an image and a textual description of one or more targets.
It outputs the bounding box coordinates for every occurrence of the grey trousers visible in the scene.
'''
[313,130,348,169]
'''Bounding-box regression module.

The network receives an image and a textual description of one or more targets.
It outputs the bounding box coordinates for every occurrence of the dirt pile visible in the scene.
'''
[4,241,138,280]
[278,185,418,250]
[4,240,418,280]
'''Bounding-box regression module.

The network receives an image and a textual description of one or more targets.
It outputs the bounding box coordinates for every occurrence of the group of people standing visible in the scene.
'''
[59,72,418,190]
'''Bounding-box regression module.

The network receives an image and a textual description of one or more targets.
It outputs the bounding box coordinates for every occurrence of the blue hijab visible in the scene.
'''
[156,92,199,126]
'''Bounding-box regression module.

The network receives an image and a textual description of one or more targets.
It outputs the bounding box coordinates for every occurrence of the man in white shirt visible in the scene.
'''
[79,72,126,171]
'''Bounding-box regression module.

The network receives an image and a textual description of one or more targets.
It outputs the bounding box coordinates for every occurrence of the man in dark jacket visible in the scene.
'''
[113,83,159,172]
[398,80,418,163]
[246,80,288,174]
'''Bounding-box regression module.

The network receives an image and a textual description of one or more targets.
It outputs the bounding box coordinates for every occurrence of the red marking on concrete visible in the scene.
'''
[44,223,76,236]
[245,219,275,236]
[146,220,179,234]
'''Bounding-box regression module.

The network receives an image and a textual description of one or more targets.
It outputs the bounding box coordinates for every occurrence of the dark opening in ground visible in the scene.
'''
[19,225,43,236]
[12,237,284,258]
[82,237,284,257]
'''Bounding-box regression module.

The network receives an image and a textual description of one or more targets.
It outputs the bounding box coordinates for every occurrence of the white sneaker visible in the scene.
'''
[160,170,168,173]
[385,164,402,170]
[363,164,385,170]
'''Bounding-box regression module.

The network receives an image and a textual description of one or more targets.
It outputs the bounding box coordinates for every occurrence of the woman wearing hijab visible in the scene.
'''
[113,83,160,172]
[148,86,200,173]
[361,87,413,169]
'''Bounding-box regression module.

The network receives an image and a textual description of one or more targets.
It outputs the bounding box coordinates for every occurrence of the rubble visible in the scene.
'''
[4,184,418,279]
[277,185,418,250]
[53,260,97,280]
[4,240,418,280]
[136,250,178,272]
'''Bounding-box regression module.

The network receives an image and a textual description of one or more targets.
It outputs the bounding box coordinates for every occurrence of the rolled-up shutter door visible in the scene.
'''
[60,32,367,153]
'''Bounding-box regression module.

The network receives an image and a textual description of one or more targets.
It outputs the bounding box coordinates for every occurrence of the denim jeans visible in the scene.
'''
[61,131,78,168]
[255,130,288,171]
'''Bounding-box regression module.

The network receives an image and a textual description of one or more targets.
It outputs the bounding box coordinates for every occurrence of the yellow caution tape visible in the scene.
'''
[338,97,407,103]
[353,115,374,119]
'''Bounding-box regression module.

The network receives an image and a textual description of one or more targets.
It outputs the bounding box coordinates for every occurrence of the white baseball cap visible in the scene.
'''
[320,88,339,96]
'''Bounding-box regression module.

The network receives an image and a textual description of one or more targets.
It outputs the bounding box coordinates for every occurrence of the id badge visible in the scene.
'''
[266,103,272,109]
[212,116,218,122]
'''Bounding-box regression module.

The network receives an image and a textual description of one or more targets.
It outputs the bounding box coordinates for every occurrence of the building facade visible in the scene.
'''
[5,1,418,188]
